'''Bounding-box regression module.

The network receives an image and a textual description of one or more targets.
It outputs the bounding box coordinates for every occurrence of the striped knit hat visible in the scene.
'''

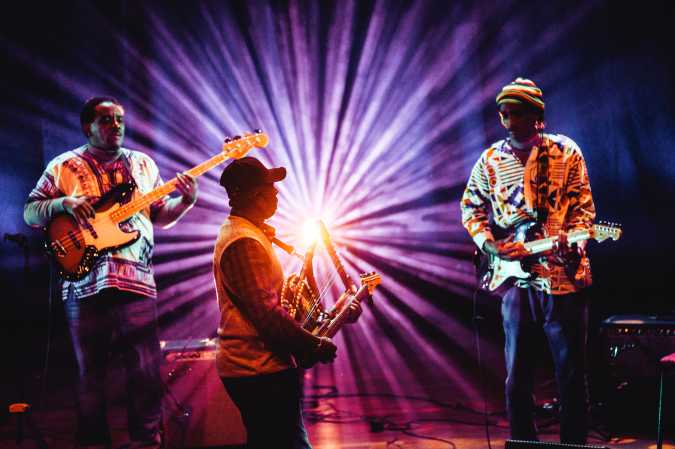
[496,78,545,111]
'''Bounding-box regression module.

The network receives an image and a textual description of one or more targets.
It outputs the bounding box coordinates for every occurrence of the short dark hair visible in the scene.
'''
[80,96,121,128]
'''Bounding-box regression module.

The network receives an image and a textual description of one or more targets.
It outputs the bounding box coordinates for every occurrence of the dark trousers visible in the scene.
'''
[501,286,588,444]
[65,289,162,447]
[221,368,312,449]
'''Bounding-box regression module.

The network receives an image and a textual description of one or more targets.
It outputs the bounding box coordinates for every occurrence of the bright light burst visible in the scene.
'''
[299,219,322,250]
[10,0,604,404]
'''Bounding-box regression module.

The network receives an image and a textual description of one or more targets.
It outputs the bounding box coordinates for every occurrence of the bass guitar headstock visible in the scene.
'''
[222,130,269,159]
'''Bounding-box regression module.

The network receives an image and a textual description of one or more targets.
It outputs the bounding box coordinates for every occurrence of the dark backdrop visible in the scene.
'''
[1,0,674,423]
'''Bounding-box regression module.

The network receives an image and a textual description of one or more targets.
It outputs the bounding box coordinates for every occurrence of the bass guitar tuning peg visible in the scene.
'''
[224,137,232,143]
[254,128,262,134]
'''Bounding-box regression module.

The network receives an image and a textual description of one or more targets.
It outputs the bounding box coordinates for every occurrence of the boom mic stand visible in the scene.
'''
[4,232,48,449]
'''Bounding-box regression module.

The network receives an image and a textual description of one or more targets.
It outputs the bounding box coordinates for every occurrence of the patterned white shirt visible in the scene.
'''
[461,134,596,294]
[24,145,167,300]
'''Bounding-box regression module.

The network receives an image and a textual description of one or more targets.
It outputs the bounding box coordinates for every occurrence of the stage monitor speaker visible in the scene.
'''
[597,314,675,435]
[505,440,610,449]
[601,314,675,378]
[161,339,246,449]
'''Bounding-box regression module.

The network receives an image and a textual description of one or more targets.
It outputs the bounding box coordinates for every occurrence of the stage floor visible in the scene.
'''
[1,341,672,449]
[1,390,671,449]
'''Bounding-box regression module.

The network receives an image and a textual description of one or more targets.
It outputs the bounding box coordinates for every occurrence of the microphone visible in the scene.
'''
[3,232,27,246]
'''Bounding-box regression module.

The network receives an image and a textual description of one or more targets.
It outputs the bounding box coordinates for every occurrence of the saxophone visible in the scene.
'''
[279,241,328,332]
[276,221,380,371]
[275,220,376,334]
[261,223,325,331]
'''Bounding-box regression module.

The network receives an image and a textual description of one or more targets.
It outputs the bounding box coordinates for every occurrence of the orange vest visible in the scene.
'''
[212,216,293,377]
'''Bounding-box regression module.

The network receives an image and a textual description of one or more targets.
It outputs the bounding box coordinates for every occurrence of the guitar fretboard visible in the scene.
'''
[524,229,590,254]
[109,151,232,223]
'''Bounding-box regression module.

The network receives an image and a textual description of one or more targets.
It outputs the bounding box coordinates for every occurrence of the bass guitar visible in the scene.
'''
[476,222,622,292]
[46,131,268,280]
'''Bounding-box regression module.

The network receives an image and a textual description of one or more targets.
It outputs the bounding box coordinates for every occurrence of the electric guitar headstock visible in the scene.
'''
[222,130,269,159]
[592,222,622,243]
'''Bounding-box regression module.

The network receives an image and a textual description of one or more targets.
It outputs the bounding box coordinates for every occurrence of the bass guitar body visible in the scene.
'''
[44,130,270,281]
[46,183,140,281]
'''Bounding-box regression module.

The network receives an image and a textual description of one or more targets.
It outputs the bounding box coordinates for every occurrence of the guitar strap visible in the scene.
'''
[534,137,590,286]
[119,151,139,191]
[78,147,137,196]
[534,137,549,226]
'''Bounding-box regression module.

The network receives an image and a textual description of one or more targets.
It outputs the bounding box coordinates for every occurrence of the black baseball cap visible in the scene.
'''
[219,156,286,196]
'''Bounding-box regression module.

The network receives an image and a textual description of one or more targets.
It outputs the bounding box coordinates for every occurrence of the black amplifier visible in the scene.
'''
[597,315,675,435]
[160,337,218,362]
[160,338,246,448]
[600,314,675,378]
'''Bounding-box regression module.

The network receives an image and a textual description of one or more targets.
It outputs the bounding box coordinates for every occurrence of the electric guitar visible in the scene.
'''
[298,272,381,368]
[476,222,622,292]
[46,131,269,280]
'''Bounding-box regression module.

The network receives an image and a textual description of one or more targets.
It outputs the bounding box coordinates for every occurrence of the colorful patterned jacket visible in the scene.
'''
[460,134,596,294]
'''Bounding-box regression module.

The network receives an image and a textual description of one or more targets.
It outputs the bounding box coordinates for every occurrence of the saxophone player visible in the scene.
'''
[212,156,345,449]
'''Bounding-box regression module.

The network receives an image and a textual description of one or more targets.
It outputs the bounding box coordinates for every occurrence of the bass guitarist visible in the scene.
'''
[24,96,198,449]
[460,78,596,444]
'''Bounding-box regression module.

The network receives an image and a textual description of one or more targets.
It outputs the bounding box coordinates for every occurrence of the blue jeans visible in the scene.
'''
[65,289,162,447]
[501,286,588,444]
[221,368,312,449]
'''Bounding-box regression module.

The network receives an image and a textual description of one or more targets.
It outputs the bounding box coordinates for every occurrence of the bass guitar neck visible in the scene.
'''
[47,131,269,280]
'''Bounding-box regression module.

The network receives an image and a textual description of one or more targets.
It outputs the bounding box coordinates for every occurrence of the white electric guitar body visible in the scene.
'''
[477,222,622,292]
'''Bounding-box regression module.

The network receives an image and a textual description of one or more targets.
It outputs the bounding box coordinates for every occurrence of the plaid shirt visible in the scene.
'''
[218,236,316,354]
[461,133,596,294]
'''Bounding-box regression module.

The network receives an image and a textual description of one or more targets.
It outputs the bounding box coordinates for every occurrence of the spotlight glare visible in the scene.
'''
[9,0,598,407]
[300,219,321,249]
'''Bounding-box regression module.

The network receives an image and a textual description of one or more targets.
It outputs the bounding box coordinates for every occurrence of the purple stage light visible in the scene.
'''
[7,0,603,403]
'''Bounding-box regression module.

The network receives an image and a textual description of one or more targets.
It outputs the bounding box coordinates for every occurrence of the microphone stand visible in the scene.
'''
[4,233,48,449]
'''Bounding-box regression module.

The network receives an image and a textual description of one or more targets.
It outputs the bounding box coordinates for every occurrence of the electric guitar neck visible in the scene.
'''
[479,222,622,292]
